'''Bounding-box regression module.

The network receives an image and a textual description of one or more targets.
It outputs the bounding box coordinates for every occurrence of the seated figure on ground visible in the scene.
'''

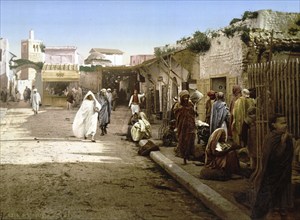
[131,112,152,142]
[124,111,140,141]
[200,128,240,181]
[162,119,177,147]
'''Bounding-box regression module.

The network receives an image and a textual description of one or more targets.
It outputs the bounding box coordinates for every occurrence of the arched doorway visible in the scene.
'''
[11,62,43,101]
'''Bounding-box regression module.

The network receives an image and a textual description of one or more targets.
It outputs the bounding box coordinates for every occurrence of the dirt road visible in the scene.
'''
[0,103,219,220]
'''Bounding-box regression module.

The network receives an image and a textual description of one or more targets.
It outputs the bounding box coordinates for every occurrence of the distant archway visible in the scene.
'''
[10,61,43,99]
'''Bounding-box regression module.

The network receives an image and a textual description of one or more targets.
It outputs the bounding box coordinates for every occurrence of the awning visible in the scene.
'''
[42,64,80,82]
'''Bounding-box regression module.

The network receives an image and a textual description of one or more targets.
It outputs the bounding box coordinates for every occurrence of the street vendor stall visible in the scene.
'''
[41,64,80,107]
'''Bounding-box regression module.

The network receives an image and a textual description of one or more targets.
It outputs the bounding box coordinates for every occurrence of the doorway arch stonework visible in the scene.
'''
[11,63,43,100]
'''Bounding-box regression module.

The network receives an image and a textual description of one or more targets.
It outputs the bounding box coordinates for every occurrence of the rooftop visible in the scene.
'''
[90,48,124,55]
[45,46,77,50]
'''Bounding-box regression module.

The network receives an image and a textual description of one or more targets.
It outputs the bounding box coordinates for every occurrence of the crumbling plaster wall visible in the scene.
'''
[198,10,299,87]
[199,34,247,85]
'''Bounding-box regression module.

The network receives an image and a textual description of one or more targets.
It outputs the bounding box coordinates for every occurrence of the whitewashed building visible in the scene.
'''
[42,46,81,107]
[0,38,16,93]
[44,46,82,65]
[20,30,44,79]
[86,48,124,66]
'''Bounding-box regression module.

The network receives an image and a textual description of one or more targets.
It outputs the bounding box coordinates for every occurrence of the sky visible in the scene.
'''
[1,0,299,64]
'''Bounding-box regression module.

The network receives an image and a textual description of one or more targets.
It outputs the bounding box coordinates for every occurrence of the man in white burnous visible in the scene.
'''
[31,88,41,115]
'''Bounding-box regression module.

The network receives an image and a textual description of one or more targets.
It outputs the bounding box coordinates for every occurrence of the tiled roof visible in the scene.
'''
[89,48,124,55]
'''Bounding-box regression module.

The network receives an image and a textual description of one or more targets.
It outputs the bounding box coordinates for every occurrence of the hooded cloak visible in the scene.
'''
[72,91,101,138]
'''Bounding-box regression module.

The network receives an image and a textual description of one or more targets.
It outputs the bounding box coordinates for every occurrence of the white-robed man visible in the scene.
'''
[31,88,41,115]
[72,91,101,142]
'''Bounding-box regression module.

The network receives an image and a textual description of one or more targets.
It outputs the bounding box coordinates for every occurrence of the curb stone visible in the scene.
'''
[150,151,251,220]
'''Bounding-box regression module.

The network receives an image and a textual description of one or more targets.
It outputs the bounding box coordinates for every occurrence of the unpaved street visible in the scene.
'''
[0,104,219,220]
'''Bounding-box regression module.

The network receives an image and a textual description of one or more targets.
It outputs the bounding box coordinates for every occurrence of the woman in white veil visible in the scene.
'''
[72,91,101,142]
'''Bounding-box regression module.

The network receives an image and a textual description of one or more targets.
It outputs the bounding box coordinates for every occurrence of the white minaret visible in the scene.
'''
[29,29,34,40]
[20,30,44,84]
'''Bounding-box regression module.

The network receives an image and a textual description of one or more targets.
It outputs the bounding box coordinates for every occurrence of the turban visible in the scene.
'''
[179,90,189,98]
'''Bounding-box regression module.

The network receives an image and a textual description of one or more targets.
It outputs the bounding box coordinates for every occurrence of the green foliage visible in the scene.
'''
[211,32,220,38]
[205,29,220,38]
[36,62,44,69]
[154,47,176,58]
[223,25,250,38]
[193,31,203,38]
[296,17,300,26]
[227,11,257,26]
[230,18,242,25]
[288,27,299,35]
[186,31,211,53]
[180,37,187,42]
[79,65,102,72]
[40,43,46,52]
[272,44,300,53]
[154,48,162,57]
[10,59,43,70]
[12,59,34,65]
[242,11,258,21]
[223,27,236,38]
[176,36,191,44]
[288,15,300,35]
[241,31,251,45]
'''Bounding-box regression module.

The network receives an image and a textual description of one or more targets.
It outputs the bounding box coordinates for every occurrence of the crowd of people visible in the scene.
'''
[72,88,151,143]
[2,83,294,219]
[166,86,294,220]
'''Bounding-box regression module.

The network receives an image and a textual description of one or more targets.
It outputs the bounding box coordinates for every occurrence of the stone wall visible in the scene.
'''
[196,34,247,120]
[79,71,102,94]
[256,10,299,33]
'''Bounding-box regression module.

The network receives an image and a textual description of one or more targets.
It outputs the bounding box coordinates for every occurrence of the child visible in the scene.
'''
[251,114,294,219]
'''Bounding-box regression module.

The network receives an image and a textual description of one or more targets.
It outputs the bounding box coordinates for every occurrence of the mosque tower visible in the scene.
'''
[20,30,44,85]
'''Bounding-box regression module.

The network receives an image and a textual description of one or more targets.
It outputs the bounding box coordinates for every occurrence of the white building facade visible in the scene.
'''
[87,48,124,66]
[0,38,15,92]
[44,46,81,65]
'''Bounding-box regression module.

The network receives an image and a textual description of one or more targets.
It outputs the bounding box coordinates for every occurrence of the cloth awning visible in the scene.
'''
[42,64,80,82]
